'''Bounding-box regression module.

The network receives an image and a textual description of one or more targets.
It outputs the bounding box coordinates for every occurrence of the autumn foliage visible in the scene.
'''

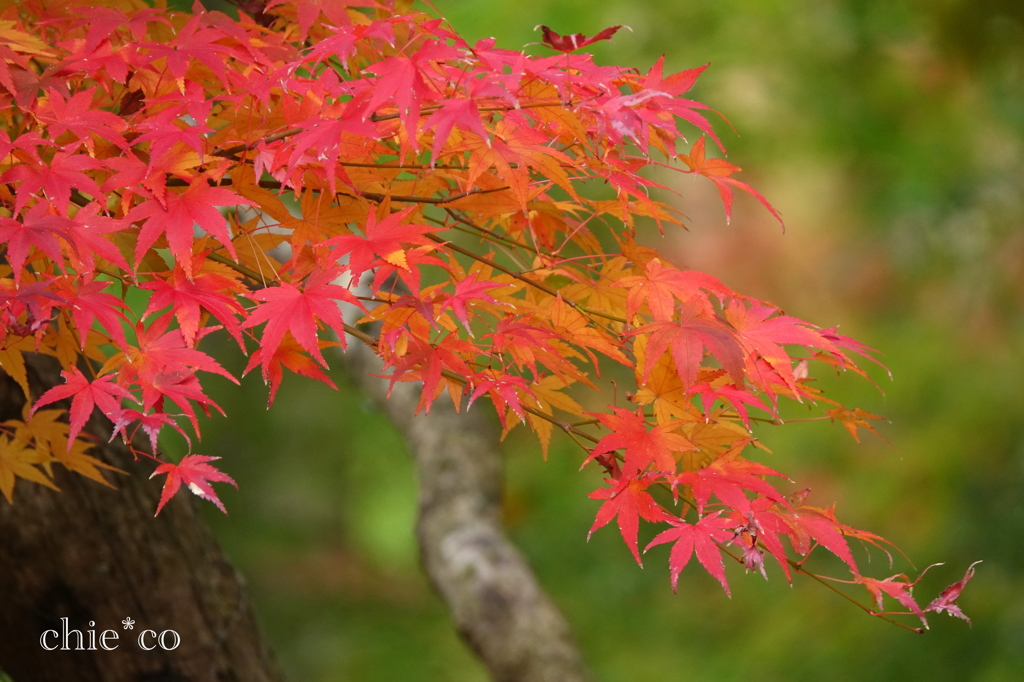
[0,0,976,630]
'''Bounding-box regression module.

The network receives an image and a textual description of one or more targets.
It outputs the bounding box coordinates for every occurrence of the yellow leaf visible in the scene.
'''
[559,256,631,321]
[383,249,409,270]
[230,216,286,283]
[6,405,67,456]
[277,189,362,248]
[532,375,584,417]
[0,434,58,503]
[231,165,292,223]
[0,346,28,397]
[51,435,125,489]
[528,376,584,459]
[0,21,54,57]
[549,295,631,366]
[679,420,753,470]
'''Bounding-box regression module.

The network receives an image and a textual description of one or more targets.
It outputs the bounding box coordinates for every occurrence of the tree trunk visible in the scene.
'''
[345,340,593,682]
[0,354,283,682]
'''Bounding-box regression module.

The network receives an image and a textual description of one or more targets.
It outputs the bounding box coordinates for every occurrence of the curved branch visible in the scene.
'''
[344,341,592,682]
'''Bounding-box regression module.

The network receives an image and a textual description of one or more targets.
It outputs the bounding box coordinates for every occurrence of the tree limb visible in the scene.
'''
[344,342,593,682]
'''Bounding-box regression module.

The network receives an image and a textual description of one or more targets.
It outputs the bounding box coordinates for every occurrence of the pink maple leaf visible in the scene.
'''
[926,561,982,625]
[151,454,237,515]
[126,177,254,277]
[589,473,672,565]
[645,511,735,594]
[243,266,364,379]
[32,368,133,445]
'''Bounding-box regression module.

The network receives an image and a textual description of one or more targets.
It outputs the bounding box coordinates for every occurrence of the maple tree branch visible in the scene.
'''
[216,126,302,159]
[442,208,538,254]
[206,251,273,285]
[203,255,613,449]
[424,234,627,327]
[425,211,532,254]
[341,323,379,350]
[680,499,927,635]
[172,176,508,207]
[435,218,518,251]
[205,239,613,450]
[357,186,509,205]
[368,97,583,123]
[787,562,924,634]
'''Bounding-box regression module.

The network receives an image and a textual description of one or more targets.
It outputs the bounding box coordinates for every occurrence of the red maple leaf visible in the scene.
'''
[243,266,364,380]
[674,447,788,516]
[32,368,133,444]
[133,101,213,162]
[645,511,735,594]
[926,561,982,625]
[2,147,103,215]
[361,41,464,144]
[111,408,191,455]
[321,206,437,280]
[687,381,771,431]
[139,14,238,88]
[484,316,570,379]
[151,454,237,515]
[725,300,836,391]
[50,276,130,350]
[858,573,928,628]
[465,117,577,210]
[439,271,509,332]
[634,57,723,153]
[589,473,672,565]
[383,334,474,414]
[280,111,377,194]
[0,277,64,337]
[140,256,247,349]
[0,206,66,284]
[244,333,339,407]
[34,87,128,153]
[61,201,130,273]
[467,371,533,427]
[112,314,237,437]
[782,504,860,577]
[680,137,783,225]
[66,6,167,54]
[537,25,625,53]
[126,177,254,277]
[370,244,445,296]
[141,369,226,434]
[422,98,491,163]
[731,496,797,582]
[264,0,356,41]
[59,37,131,84]
[584,406,695,476]
[634,299,744,388]
[613,258,726,321]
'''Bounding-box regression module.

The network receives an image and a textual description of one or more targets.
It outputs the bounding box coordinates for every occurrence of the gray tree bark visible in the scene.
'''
[0,354,283,682]
[345,340,593,682]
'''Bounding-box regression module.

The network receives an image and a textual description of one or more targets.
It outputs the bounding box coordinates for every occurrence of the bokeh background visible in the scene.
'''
[187,1,1024,679]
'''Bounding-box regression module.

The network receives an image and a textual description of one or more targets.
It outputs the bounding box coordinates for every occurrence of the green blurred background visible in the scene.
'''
[187,1,1024,679]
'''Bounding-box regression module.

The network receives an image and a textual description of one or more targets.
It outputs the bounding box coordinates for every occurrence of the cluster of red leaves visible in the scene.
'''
[0,0,975,628]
